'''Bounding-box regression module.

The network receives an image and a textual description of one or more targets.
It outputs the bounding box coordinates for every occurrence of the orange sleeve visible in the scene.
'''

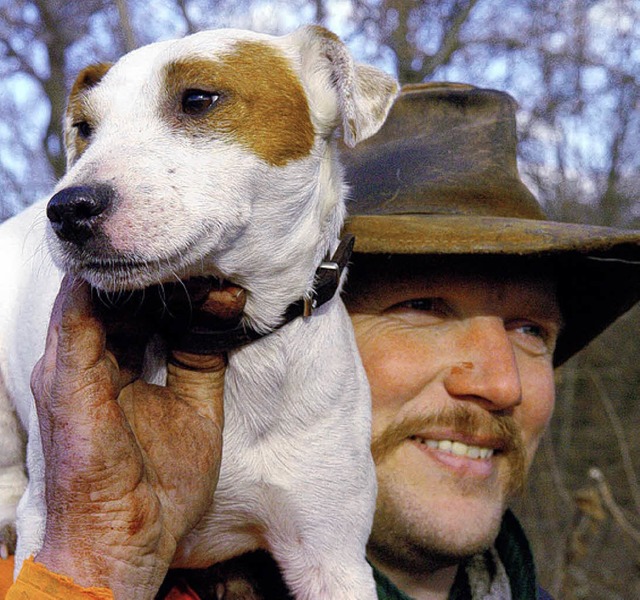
[0,556,15,599]
[3,557,113,600]
[1,556,201,600]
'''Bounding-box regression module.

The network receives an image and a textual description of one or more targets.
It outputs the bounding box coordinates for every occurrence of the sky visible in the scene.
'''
[1,0,639,221]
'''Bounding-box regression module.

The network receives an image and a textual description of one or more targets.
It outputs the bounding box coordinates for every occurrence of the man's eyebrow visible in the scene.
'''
[525,294,565,332]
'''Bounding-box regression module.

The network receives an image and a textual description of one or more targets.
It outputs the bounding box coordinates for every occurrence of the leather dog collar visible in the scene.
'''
[167,234,356,354]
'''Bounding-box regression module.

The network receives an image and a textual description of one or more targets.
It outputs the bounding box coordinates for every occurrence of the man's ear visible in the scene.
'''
[289,25,398,148]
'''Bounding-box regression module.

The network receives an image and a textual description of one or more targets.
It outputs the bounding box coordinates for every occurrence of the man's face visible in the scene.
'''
[345,256,561,574]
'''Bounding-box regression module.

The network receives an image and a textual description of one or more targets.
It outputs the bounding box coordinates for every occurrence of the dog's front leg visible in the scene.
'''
[0,384,27,558]
[13,407,48,571]
[261,479,378,600]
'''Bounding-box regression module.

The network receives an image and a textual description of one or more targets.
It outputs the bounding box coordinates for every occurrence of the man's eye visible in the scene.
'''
[397,298,439,312]
[385,298,451,324]
[509,320,557,355]
[517,323,545,338]
[181,90,220,115]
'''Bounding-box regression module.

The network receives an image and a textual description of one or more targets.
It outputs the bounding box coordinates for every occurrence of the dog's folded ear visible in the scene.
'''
[289,25,398,148]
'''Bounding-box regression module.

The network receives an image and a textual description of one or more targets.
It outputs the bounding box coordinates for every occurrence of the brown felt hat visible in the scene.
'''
[341,82,640,365]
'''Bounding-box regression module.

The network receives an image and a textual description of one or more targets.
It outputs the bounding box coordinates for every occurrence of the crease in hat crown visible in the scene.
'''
[343,82,544,221]
[340,82,640,366]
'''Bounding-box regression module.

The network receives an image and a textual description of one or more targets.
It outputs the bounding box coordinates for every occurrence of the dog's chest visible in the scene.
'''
[172,300,374,565]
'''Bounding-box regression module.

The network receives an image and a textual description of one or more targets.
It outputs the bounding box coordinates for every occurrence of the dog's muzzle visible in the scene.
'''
[47,185,114,245]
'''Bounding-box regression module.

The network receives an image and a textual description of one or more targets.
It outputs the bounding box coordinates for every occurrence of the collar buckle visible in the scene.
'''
[303,260,341,317]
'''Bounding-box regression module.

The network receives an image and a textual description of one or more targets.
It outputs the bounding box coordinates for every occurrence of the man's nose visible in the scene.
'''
[443,316,522,412]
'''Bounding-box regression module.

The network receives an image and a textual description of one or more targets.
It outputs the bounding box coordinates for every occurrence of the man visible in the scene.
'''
[337,82,640,599]
[2,83,640,599]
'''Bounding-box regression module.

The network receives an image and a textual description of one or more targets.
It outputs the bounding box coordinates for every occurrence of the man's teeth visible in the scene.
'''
[413,437,494,459]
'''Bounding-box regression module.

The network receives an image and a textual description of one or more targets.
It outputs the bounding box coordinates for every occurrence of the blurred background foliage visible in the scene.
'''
[1,1,639,597]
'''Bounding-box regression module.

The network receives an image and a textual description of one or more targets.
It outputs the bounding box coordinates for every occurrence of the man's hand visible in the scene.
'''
[31,275,244,600]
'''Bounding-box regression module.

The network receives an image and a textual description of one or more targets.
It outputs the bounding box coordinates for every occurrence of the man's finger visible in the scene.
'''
[199,284,246,323]
[55,275,107,372]
[31,276,97,404]
[35,275,83,377]
[32,275,124,424]
[166,351,227,424]
[163,284,244,419]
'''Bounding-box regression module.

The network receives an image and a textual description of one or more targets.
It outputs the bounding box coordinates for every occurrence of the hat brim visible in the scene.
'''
[344,214,640,258]
[344,214,640,367]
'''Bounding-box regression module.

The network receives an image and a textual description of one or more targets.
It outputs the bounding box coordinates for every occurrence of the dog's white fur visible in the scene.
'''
[0,26,397,598]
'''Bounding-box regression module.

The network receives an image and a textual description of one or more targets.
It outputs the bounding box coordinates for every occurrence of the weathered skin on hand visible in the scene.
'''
[31,275,245,600]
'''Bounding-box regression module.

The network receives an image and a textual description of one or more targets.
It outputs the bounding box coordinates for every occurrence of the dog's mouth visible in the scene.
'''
[84,257,151,270]
[51,226,225,292]
[68,251,222,293]
[83,258,156,280]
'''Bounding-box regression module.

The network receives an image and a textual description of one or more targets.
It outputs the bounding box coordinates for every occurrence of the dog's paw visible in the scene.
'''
[0,521,17,559]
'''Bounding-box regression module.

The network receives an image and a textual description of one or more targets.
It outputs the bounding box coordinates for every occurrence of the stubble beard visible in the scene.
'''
[368,405,527,572]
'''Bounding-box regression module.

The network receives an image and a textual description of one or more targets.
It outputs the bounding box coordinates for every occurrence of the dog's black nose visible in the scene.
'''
[47,185,113,245]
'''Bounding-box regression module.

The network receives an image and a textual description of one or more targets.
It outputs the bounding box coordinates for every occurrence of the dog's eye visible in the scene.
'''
[73,121,94,140]
[182,90,220,116]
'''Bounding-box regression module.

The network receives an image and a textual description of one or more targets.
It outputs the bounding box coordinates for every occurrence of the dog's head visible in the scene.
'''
[47,26,397,326]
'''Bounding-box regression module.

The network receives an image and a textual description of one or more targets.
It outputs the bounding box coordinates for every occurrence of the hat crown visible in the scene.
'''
[341,83,546,220]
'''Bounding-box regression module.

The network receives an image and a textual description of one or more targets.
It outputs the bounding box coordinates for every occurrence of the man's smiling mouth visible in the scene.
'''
[410,436,495,460]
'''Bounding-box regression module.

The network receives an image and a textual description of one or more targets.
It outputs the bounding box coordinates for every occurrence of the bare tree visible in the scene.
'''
[114,0,138,51]
[176,0,199,34]
[0,0,113,211]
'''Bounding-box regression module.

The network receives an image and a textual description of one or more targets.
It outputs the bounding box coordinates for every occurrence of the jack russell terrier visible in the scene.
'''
[0,25,398,598]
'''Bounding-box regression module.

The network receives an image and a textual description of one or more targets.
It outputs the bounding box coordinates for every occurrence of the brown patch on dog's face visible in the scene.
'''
[65,63,112,163]
[162,41,315,166]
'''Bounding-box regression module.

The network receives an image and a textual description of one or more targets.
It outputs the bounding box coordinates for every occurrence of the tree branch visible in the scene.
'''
[590,467,640,545]
[0,38,39,79]
[176,0,197,34]
[590,372,640,514]
[420,0,481,77]
[114,0,138,52]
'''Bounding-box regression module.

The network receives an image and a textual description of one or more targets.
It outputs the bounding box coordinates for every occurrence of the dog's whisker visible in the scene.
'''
[155,280,174,317]
[171,272,196,315]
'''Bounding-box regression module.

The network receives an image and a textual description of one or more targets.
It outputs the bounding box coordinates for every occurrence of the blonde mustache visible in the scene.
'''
[371,405,527,495]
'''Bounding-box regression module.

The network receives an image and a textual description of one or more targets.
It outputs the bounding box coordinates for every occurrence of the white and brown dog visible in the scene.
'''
[0,26,397,598]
